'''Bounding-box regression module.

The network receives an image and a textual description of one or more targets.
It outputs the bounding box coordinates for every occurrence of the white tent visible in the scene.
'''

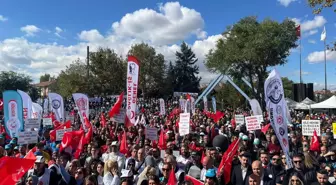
[285,98,309,110]
[310,95,336,109]
[301,97,316,105]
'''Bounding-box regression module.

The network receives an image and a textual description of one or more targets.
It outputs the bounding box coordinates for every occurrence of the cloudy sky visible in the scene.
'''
[0,0,335,90]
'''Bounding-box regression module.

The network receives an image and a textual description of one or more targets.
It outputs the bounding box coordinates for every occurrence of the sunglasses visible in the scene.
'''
[162,168,170,171]
[272,158,280,161]
[294,160,302,164]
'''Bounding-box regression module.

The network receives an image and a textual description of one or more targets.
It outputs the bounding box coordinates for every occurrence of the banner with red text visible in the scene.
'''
[3,90,24,138]
[72,93,89,129]
[126,56,140,126]
[17,90,32,119]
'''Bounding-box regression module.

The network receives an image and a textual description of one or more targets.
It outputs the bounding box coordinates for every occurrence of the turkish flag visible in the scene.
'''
[24,147,37,160]
[119,131,128,154]
[84,125,93,145]
[0,157,35,185]
[185,175,203,185]
[109,92,124,118]
[59,130,84,153]
[261,123,271,134]
[167,168,177,185]
[74,134,85,159]
[0,98,3,110]
[100,113,107,128]
[217,139,240,184]
[296,25,301,37]
[213,111,225,123]
[49,120,71,142]
[310,130,320,152]
[158,129,167,150]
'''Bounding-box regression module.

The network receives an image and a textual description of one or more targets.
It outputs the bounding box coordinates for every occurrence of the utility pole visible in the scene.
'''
[87,46,90,92]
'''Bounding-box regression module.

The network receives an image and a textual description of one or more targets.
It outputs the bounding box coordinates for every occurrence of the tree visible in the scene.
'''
[206,16,298,108]
[128,43,166,97]
[281,77,294,98]
[215,82,245,109]
[308,0,335,14]
[174,42,201,93]
[0,71,33,96]
[164,61,176,97]
[55,59,89,97]
[40,74,51,82]
[90,48,127,95]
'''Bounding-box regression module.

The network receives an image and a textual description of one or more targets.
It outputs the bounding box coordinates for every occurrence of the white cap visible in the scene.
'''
[120,169,133,178]
[35,156,45,163]
[111,141,118,146]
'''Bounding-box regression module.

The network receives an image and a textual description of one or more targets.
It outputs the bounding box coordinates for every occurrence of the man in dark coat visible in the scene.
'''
[231,153,252,185]
[246,160,274,185]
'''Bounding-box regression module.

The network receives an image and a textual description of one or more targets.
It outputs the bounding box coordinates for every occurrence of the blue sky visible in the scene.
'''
[0,0,335,90]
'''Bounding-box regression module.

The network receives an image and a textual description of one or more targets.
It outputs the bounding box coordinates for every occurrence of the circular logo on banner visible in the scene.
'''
[276,105,282,114]
[282,138,288,147]
[52,99,61,109]
[266,79,283,104]
[76,98,87,111]
[129,63,136,75]
[7,118,19,130]
[279,127,285,136]
[277,116,283,125]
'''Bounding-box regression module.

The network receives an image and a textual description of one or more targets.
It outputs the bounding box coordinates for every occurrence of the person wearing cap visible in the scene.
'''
[204,168,219,185]
[106,141,125,172]
[5,144,12,156]
[231,153,252,185]
[25,156,59,185]
[36,142,51,164]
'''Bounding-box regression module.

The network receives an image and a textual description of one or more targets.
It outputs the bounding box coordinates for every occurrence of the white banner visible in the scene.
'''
[49,93,64,122]
[111,109,126,123]
[180,99,186,111]
[264,69,293,169]
[245,116,262,131]
[43,118,52,126]
[32,103,43,119]
[18,131,38,144]
[159,98,165,115]
[72,93,89,129]
[249,99,263,116]
[17,90,32,119]
[203,96,208,112]
[302,120,321,136]
[25,118,40,129]
[179,113,190,136]
[191,97,195,114]
[56,128,73,141]
[235,115,245,125]
[145,127,158,141]
[126,56,140,126]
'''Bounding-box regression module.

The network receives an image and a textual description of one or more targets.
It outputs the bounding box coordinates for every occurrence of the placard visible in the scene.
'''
[18,131,38,144]
[302,120,321,136]
[333,123,336,139]
[145,127,158,141]
[245,116,262,131]
[43,118,52,126]
[25,118,40,129]
[179,113,190,136]
[56,128,73,141]
[111,109,126,123]
[235,114,245,125]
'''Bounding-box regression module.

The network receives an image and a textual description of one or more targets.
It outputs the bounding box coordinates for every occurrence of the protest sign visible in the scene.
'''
[235,114,245,125]
[333,123,336,139]
[302,120,321,136]
[25,118,40,129]
[245,116,262,131]
[111,109,126,123]
[179,113,190,136]
[145,127,158,141]
[43,118,52,126]
[18,131,38,144]
[56,128,73,141]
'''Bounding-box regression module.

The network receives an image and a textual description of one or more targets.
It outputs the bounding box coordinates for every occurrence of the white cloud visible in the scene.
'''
[20,25,41,37]
[296,16,327,32]
[278,0,296,7]
[303,29,318,37]
[0,15,8,22]
[308,39,316,44]
[0,2,221,83]
[111,2,206,45]
[54,26,64,38]
[307,50,336,63]
[292,70,311,76]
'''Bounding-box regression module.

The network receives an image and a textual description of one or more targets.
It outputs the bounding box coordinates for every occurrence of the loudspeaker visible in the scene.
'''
[306,83,314,101]
[292,84,299,101]
[298,83,306,102]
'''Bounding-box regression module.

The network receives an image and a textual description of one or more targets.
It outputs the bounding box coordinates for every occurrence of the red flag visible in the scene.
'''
[24,147,37,160]
[217,139,240,184]
[84,125,93,145]
[59,130,84,153]
[73,134,85,159]
[158,129,167,150]
[49,120,71,142]
[310,130,320,152]
[101,113,107,128]
[109,92,124,118]
[296,25,301,37]
[213,111,225,123]
[201,151,206,163]
[0,98,3,110]
[0,124,11,140]
[119,131,128,154]
[261,123,271,134]
[185,175,203,185]
[167,168,177,185]
[186,93,191,100]
[0,157,35,185]
[83,115,91,128]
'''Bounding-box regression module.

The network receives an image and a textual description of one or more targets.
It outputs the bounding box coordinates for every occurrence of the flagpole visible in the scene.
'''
[300,37,302,83]
[324,39,327,94]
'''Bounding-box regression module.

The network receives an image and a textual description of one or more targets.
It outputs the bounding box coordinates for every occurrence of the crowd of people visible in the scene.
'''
[0,97,335,185]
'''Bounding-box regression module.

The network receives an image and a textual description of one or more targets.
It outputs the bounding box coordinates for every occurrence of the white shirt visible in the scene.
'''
[106,152,125,172]
[103,172,120,185]
[241,166,247,180]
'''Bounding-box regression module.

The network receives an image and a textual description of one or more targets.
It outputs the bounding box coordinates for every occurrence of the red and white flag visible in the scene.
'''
[0,157,35,185]
[310,130,320,152]
[72,93,89,130]
[125,56,140,127]
[109,92,124,118]
[217,139,240,184]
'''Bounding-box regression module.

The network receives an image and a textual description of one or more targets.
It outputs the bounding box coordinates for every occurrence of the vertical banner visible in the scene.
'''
[3,90,24,138]
[49,93,64,122]
[43,98,49,117]
[126,56,140,126]
[32,103,43,120]
[264,69,293,169]
[179,113,190,136]
[17,90,32,119]
[203,96,208,112]
[212,96,216,113]
[159,98,165,115]
[184,99,189,113]
[0,98,3,111]
[249,99,263,116]
[179,99,186,111]
[72,93,89,129]
[190,97,195,114]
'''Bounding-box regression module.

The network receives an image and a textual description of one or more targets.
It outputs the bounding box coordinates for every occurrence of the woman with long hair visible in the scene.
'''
[288,172,304,185]
[103,160,120,185]
[84,175,98,185]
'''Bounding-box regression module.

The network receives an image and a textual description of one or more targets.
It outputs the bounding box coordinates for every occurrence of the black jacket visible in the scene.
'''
[230,164,252,185]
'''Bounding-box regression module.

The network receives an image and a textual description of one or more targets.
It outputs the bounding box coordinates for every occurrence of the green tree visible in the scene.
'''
[308,0,335,14]
[40,74,51,82]
[281,77,294,98]
[56,59,89,97]
[0,71,33,96]
[90,48,127,95]
[164,61,176,97]
[215,82,245,109]
[128,43,166,97]
[174,42,201,93]
[206,16,298,108]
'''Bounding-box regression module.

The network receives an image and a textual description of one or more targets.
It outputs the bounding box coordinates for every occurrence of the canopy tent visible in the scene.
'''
[310,95,336,109]
[285,98,309,110]
[301,97,316,105]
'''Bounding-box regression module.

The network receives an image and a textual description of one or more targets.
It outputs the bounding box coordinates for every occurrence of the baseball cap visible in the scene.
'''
[111,141,118,146]
[5,144,11,150]
[35,156,45,163]
[242,135,249,141]
[205,169,216,178]
[120,169,133,178]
